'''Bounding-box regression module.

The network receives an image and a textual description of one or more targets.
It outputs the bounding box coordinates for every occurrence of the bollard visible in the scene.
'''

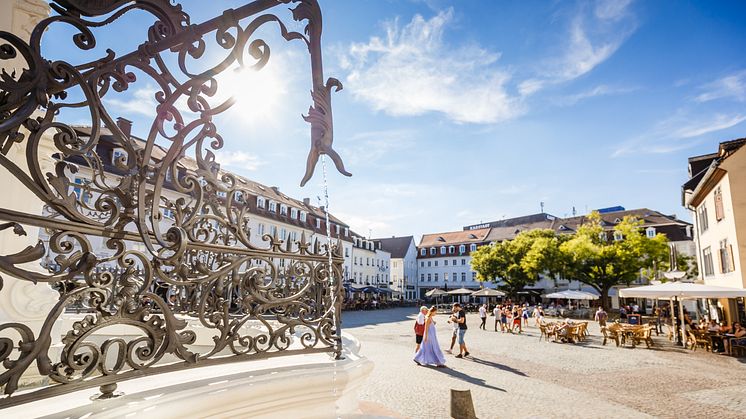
[450,389,477,419]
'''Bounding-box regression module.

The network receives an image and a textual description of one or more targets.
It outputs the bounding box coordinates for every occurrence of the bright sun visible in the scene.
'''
[218,66,287,125]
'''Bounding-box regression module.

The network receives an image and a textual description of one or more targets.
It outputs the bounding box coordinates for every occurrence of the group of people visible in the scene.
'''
[413,303,469,367]
[481,303,534,333]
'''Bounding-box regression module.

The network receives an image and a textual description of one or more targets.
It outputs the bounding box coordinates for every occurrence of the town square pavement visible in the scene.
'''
[342,307,746,419]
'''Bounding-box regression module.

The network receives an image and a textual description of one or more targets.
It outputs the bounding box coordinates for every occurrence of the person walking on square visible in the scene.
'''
[414,306,447,367]
[414,305,427,353]
[479,304,487,330]
[493,305,500,331]
[446,305,459,353]
[522,304,530,328]
[452,303,470,358]
[595,306,608,328]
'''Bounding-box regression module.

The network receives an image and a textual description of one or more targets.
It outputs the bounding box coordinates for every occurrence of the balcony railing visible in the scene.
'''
[0,0,347,407]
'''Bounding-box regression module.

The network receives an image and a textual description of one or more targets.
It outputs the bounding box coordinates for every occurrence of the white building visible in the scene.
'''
[683,138,746,323]
[373,236,418,300]
[416,229,489,298]
[349,234,390,289]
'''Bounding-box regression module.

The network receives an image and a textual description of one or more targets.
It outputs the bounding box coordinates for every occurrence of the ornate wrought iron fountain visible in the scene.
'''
[0,0,349,406]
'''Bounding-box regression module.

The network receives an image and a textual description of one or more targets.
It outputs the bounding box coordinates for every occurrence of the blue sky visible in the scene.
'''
[44,0,746,240]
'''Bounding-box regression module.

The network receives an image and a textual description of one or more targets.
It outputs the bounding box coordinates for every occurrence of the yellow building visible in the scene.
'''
[683,138,746,324]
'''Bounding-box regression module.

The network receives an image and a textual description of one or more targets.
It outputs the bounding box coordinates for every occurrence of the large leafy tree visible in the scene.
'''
[471,229,565,298]
[560,212,669,309]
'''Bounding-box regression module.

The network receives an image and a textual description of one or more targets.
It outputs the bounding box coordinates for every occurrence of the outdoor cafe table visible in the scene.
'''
[616,324,647,348]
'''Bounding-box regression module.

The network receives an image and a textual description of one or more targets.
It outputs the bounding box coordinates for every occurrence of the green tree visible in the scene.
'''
[471,229,566,298]
[560,212,669,309]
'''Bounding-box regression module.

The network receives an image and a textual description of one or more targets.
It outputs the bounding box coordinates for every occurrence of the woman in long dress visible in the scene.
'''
[414,306,447,367]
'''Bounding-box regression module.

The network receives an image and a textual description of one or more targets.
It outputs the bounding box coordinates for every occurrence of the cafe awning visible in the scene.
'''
[618,282,746,299]
[543,290,599,300]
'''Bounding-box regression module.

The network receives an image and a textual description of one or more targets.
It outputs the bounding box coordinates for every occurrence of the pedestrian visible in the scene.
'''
[451,303,470,358]
[414,305,427,353]
[594,306,608,328]
[522,304,530,328]
[479,304,487,330]
[500,306,508,332]
[414,306,447,367]
[493,304,500,331]
[446,305,459,353]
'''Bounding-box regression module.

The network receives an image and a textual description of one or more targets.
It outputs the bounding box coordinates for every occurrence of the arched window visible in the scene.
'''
[470,244,477,252]
[430,247,436,255]
[440,246,446,255]
[459,244,466,254]
[420,248,426,256]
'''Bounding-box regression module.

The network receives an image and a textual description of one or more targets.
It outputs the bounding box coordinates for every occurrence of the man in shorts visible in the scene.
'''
[451,303,470,358]
[446,304,459,353]
[414,305,427,353]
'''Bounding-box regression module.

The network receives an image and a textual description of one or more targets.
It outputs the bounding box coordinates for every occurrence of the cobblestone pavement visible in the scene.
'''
[342,308,746,419]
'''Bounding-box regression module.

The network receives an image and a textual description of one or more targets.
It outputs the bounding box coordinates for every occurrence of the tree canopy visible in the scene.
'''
[470,212,670,307]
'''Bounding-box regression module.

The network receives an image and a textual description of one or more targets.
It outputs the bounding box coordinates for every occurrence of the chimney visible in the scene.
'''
[303,198,310,206]
[271,186,280,194]
[116,117,132,138]
[320,206,325,213]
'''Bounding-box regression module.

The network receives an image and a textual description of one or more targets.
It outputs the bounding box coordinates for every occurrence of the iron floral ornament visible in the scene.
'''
[0,0,347,406]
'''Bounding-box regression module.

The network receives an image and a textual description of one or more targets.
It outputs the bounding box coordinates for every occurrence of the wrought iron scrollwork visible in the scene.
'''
[0,0,347,405]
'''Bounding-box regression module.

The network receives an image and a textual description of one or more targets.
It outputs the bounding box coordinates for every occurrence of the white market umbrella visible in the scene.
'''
[448,287,475,295]
[618,282,746,299]
[543,290,599,300]
[471,288,506,297]
[426,288,448,297]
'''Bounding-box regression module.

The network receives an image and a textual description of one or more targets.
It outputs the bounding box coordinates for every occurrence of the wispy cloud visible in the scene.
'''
[339,8,523,124]
[613,112,746,157]
[340,129,416,167]
[521,1,637,96]
[106,85,199,119]
[557,84,637,106]
[213,150,264,171]
[695,70,746,103]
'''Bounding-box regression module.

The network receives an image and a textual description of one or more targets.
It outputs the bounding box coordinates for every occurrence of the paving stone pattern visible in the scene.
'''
[343,308,746,419]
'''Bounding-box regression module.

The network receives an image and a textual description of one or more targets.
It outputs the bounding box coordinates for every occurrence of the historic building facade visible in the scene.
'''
[374,236,418,300]
[683,138,746,323]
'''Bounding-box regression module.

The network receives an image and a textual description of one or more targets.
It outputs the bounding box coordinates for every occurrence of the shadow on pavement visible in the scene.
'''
[426,365,506,392]
[467,356,528,377]
[342,307,418,329]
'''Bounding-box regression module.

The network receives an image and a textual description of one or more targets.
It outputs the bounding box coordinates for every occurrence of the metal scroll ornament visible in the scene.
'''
[0,0,348,405]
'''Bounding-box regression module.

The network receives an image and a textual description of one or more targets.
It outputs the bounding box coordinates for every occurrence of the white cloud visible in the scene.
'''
[106,85,199,119]
[595,0,633,21]
[340,9,523,124]
[521,2,636,96]
[340,129,416,167]
[613,112,746,157]
[213,150,264,171]
[695,70,746,103]
[558,84,637,106]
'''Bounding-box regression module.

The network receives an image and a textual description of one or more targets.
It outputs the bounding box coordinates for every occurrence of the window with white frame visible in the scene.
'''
[470,244,477,252]
[613,231,623,241]
[270,225,277,236]
[472,272,476,280]
[72,177,90,204]
[459,244,465,254]
[258,223,265,235]
[719,239,734,273]
[427,261,431,267]
[646,227,656,238]
[420,249,426,256]
[702,247,714,276]
[280,228,286,240]
[440,246,446,255]
[257,196,265,208]
[290,208,298,219]
[316,218,321,229]
[420,261,424,267]
[421,274,424,282]
[461,259,466,265]
[280,205,288,216]
[461,272,466,281]
[448,246,455,254]
[233,191,244,202]
[698,204,709,232]
[427,274,431,282]
[430,247,436,255]
[269,201,277,212]
[714,187,725,221]
[344,227,349,236]
[434,261,438,267]
[335,225,340,235]
[444,259,449,266]
[300,211,307,222]
[434,273,438,281]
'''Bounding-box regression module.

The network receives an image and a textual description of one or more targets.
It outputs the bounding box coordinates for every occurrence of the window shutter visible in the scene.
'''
[729,245,735,272]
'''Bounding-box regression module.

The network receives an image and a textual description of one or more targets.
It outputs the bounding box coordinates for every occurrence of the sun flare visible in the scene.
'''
[219,66,287,124]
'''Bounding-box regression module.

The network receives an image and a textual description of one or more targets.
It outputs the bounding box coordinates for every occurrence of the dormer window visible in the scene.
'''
[112,148,127,165]
[269,201,277,212]
[300,211,307,222]
[459,244,465,254]
[316,218,321,229]
[614,218,622,223]
[344,227,349,236]
[290,208,298,219]
[257,196,265,208]
[469,234,477,239]
[646,227,656,238]
[233,191,244,202]
[280,204,288,216]
[470,244,477,252]
[613,231,623,241]
[449,245,455,254]
[598,232,606,241]
[217,191,227,198]
[335,225,340,235]
[440,246,446,255]
[430,247,436,256]
[437,236,445,242]
[420,248,426,256]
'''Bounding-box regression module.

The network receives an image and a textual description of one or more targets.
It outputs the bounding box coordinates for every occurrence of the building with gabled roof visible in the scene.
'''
[683,137,746,324]
[373,236,417,300]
